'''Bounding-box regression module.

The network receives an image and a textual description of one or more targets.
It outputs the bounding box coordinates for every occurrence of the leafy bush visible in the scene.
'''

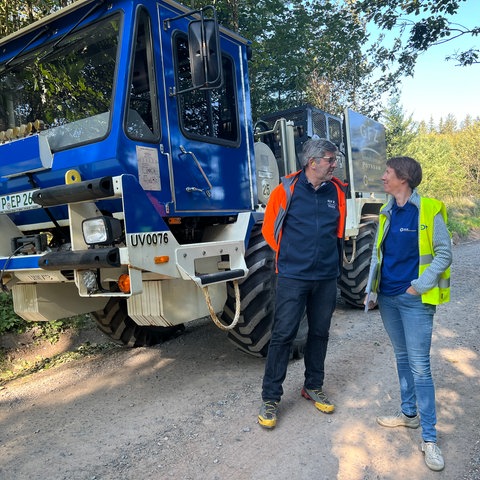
[445,197,480,240]
[407,135,466,200]
[0,292,28,335]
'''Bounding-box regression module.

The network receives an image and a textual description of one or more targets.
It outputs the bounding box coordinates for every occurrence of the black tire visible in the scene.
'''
[338,216,378,307]
[223,224,307,358]
[92,297,184,347]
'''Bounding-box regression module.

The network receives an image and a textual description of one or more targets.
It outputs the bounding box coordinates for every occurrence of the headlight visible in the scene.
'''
[82,216,122,246]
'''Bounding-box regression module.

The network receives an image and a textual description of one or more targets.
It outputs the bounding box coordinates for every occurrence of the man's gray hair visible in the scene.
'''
[301,138,338,167]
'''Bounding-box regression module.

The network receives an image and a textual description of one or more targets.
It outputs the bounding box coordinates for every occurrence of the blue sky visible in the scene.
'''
[372,1,480,124]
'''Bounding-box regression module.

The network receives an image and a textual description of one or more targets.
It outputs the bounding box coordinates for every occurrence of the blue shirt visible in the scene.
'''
[380,201,419,295]
[277,170,340,280]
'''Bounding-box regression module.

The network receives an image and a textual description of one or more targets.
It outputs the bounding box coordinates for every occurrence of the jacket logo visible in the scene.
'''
[327,199,336,209]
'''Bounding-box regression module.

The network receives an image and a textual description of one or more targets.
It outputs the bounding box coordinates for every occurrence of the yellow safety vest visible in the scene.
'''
[375,197,450,305]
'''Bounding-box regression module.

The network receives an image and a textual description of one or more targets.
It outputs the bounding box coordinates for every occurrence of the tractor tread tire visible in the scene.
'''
[223,224,307,358]
[92,297,184,347]
[339,218,378,307]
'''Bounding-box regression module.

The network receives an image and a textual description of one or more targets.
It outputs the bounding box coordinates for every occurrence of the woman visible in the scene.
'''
[365,156,452,472]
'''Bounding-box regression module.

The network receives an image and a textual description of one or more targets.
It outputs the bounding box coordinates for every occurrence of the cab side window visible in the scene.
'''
[173,33,238,144]
[125,8,160,141]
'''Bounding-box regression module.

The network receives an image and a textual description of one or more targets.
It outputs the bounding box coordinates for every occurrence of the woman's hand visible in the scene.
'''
[364,292,378,310]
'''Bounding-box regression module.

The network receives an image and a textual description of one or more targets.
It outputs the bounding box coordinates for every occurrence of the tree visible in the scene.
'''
[406,133,466,199]
[452,119,480,195]
[354,0,479,89]
[0,1,74,37]
[438,113,458,134]
[382,97,417,157]
[238,0,390,118]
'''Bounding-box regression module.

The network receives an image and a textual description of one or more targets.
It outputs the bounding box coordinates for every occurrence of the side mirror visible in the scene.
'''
[188,18,223,89]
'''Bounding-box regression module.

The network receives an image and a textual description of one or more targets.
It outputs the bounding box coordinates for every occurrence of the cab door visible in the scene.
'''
[157,3,254,214]
[122,5,175,218]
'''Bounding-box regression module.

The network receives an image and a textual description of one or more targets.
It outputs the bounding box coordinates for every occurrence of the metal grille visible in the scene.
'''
[328,117,342,144]
[312,111,327,138]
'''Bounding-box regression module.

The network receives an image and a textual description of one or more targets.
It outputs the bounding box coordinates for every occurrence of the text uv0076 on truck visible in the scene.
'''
[0,0,386,357]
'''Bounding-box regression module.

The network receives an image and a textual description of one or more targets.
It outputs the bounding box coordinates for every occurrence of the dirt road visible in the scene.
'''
[0,240,479,480]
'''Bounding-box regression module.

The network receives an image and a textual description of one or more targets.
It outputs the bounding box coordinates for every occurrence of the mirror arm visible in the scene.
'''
[163,5,215,30]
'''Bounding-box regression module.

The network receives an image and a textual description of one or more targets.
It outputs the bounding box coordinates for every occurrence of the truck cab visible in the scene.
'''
[0,0,256,229]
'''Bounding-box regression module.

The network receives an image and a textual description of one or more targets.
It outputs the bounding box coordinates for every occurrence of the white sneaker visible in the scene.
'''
[376,411,420,429]
[421,441,445,471]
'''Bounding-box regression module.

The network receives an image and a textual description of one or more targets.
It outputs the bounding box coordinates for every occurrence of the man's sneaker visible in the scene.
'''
[376,411,420,429]
[301,387,335,413]
[421,441,445,471]
[258,400,279,429]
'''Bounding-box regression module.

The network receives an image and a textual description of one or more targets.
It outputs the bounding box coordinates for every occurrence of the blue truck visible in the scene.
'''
[0,0,387,356]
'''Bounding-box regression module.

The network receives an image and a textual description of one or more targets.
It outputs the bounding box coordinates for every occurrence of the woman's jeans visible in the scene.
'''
[261,276,337,403]
[378,292,438,442]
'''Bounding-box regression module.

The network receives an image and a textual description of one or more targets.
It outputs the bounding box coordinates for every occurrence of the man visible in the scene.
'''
[258,138,347,429]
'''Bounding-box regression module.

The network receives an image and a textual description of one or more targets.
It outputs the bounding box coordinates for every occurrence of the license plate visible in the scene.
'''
[0,190,40,213]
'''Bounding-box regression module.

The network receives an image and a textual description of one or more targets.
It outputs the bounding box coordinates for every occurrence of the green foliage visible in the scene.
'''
[404,116,480,201]
[382,97,418,157]
[353,0,479,87]
[451,120,480,196]
[36,320,66,344]
[0,0,75,37]
[445,197,480,240]
[381,101,480,241]
[32,314,93,343]
[405,134,465,199]
[382,100,480,207]
[0,292,28,335]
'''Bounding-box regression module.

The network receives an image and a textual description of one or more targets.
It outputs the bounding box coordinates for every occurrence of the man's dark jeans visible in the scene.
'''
[261,276,337,402]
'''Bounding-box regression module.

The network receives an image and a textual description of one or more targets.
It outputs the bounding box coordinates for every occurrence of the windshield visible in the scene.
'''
[0,14,120,151]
